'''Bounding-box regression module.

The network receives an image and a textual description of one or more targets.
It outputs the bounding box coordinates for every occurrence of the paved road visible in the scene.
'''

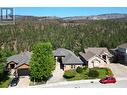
[30,78,127,88]
[46,62,66,84]
[109,63,127,78]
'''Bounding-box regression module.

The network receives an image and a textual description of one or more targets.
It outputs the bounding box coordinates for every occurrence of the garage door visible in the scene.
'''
[18,69,29,76]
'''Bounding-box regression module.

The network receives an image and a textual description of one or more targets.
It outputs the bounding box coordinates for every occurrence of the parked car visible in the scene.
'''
[10,77,19,87]
[99,77,116,84]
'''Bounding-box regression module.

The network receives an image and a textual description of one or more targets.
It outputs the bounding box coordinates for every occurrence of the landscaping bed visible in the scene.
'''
[63,67,113,81]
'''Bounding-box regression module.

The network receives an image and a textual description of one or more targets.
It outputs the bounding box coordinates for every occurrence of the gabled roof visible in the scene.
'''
[118,43,127,48]
[7,51,32,66]
[53,48,83,65]
[84,47,112,57]
[15,63,29,69]
[79,51,96,61]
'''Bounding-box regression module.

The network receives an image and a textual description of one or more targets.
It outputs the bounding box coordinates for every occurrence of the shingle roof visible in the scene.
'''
[7,51,32,67]
[53,48,69,57]
[79,51,96,61]
[118,43,127,48]
[84,47,112,57]
[53,48,83,65]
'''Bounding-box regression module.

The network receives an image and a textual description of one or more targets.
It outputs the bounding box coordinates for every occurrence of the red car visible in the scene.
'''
[99,77,116,84]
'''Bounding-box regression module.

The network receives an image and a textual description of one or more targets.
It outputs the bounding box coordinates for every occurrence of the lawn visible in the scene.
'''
[0,77,12,88]
[63,67,113,81]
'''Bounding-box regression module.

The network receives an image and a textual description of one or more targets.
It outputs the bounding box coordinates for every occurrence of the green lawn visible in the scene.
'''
[64,67,113,81]
[0,77,12,88]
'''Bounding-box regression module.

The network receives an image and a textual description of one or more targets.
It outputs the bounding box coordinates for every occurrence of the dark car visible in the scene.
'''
[99,77,116,84]
[10,77,19,87]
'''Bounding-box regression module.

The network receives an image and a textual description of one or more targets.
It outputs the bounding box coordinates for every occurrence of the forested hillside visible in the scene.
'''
[0,15,127,54]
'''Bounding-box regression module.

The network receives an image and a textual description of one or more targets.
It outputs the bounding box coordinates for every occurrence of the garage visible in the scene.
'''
[15,63,29,76]
[18,69,29,76]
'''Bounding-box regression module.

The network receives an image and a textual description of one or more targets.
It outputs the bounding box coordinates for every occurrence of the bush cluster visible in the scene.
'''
[63,70,76,79]
[76,66,83,73]
[88,69,99,78]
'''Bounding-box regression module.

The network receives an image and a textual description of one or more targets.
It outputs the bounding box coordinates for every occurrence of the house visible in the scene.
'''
[53,48,83,71]
[79,47,112,68]
[113,43,127,63]
[7,51,32,76]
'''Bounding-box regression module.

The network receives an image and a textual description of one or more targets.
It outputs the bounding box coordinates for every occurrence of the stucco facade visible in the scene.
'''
[88,56,107,68]
[64,64,81,71]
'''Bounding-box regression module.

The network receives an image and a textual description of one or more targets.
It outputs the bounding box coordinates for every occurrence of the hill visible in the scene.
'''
[0,13,127,54]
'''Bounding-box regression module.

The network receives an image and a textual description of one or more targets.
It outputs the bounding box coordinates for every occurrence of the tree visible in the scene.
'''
[0,48,15,81]
[29,42,55,82]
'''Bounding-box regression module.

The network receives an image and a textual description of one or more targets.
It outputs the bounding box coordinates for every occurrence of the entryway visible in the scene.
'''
[46,61,66,84]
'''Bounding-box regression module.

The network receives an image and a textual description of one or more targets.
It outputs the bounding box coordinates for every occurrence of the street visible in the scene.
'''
[30,78,127,88]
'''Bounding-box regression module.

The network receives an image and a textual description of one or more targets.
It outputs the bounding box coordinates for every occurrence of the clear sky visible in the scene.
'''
[15,7,127,17]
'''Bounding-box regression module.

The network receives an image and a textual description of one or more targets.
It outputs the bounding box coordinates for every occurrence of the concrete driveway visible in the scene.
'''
[109,63,127,78]
[9,76,30,88]
[46,62,66,84]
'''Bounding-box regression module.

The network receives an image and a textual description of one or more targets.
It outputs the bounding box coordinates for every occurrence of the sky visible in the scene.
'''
[15,7,127,17]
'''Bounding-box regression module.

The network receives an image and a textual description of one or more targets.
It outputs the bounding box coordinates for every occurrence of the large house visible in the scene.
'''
[79,47,112,68]
[113,43,127,64]
[7,51,32,76]
[53,48,83,71]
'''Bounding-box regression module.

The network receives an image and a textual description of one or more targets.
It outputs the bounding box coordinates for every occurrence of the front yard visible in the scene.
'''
[0,77,12,88]
[63,67,113,81]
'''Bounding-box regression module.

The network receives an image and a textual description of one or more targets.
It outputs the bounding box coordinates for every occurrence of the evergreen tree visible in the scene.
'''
[29,42,55,82]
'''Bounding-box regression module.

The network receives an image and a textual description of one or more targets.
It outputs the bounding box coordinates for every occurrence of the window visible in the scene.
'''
[71,65,76,69]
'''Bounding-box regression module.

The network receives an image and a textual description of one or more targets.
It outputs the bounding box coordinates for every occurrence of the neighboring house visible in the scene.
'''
[53,48,83,71]
[113,43,127,63]
[7,51,32,76]
[79,47,112,68]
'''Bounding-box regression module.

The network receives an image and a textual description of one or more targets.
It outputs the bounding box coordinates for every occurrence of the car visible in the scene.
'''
[10,77,19,87]
[99,76,116,84]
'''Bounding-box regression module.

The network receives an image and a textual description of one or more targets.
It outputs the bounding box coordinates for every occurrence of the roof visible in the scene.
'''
[118,43,127,48]
[7,51,32,67]
[15,63,29,69]
[79,51,96,61]
[53,48,83,65]
[84,47,112,57]
[53,48,69,57]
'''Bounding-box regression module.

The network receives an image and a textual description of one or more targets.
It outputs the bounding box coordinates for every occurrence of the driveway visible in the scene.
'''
[108,63,127,78]
[46,62,66,84]
[9,76,30,88]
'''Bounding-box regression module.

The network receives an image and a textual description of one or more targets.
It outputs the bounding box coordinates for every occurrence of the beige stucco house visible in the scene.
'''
[79,47,112,68]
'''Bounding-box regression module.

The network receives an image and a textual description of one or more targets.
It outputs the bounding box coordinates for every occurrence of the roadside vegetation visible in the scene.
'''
[29,42,55,84]
[63,67,113,81]
[0,48,15,88]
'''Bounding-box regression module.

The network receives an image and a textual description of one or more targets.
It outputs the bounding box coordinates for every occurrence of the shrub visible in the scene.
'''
[76,66,83,73]
[83,66,88,71]
[63,70,76,79]
[106,68,114,76]
[88,69,99,78]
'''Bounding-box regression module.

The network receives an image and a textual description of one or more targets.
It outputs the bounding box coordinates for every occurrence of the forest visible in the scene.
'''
[0,16,127,54]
